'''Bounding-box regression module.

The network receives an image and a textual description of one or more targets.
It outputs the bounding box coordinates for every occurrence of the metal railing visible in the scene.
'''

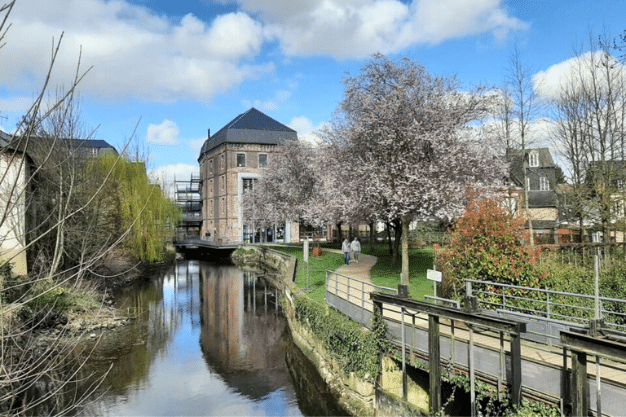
[325,270,396,313]
[466,279,626,332]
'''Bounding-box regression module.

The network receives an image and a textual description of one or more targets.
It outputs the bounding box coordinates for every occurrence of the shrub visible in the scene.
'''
[292,294,387,381]
[436,190,546,299]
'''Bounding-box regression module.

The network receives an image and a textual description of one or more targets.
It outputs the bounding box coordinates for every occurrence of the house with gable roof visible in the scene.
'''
[506,147,560,244]
[198,108,299,243]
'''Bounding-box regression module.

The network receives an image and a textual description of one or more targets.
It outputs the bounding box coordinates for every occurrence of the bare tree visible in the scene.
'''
[504,47,543,246]
[550,32,626,243]
[0,2,176,413]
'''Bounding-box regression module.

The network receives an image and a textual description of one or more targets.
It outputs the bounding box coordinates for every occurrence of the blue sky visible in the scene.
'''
[0,0,625,187]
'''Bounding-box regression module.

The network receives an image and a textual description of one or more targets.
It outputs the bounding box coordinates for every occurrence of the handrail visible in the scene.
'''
[466,278,626,331]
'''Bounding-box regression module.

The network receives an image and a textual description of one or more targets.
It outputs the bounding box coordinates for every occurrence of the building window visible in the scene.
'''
[529,151,539,167]
[220,176,225,192]
[615,199,625,218]
[237,153,246,167]
[220,154,224,171]
[243,178,258,193]
[220,197,225,215]
[208,159,213,175]
[259,154,267,168]
[502,197,517,213]
[618,179,624,191]
[539,176,550,191]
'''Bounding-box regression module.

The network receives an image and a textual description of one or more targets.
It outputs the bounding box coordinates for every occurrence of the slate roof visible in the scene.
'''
[507,147,556,187]
[198,108,297,160]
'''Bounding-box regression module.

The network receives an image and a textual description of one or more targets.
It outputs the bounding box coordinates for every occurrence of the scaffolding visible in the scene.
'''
[175,173,202,240]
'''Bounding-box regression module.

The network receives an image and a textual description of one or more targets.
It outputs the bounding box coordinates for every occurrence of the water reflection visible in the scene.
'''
[79,260,303,416]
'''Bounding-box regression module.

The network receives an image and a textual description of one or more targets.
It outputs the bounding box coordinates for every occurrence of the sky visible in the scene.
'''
[0,0,625,187]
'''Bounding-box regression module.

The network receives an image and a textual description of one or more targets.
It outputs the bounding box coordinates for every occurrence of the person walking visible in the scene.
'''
[351,237,361,263]
[342,238,351,265]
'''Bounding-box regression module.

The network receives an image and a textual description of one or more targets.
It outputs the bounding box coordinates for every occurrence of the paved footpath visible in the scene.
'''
[325,248,377,283]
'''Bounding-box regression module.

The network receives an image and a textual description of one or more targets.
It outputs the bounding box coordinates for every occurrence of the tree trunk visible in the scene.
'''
[369,220,375,252]
[385,221,393,256]
[391,218,402,270]
[401,215,410,287]
[336,221,343,245]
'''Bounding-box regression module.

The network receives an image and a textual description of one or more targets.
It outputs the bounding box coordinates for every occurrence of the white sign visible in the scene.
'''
[303,238,309,263]
[427,269,442,282]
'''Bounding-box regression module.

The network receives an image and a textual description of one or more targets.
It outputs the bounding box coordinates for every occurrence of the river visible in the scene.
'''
[72,258,347,416]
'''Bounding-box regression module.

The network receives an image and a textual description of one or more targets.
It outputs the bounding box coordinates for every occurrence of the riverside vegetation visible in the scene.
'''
[1,3,181,412]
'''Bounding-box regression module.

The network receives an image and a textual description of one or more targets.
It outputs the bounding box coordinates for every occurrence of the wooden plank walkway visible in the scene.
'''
[324,259,626,416]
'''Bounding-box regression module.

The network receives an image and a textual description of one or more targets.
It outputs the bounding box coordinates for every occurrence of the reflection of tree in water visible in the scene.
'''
[77,262,200,401]
[199,266,294,400]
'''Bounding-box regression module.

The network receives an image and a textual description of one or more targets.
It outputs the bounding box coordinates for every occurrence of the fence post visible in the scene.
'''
[547,292,551,320]
[429,314,442,415]
[510,332,522,406]
[571,349,589,417]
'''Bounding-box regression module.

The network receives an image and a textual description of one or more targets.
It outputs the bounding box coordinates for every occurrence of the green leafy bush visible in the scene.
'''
[292,294,388,381]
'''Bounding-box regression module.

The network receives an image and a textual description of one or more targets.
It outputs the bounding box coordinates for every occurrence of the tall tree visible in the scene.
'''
[331,54,507,295]
[549,33,626,242]
[504,47,543,246]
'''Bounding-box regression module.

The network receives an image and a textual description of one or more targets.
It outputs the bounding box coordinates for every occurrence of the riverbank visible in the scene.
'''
[232,245,381,416]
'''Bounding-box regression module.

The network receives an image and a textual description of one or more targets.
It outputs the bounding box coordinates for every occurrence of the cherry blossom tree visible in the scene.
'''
[330,54,508,295]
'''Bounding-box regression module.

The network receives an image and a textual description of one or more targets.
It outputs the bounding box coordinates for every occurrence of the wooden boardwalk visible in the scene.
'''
[325,268,626,416]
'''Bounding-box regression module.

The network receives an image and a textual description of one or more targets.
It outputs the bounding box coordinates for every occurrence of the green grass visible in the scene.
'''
[362,244,435,300]
[272,242,436,302]
[270,245,345,304]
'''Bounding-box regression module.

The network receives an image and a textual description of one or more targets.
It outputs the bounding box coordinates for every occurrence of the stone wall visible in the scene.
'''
[232,246,377,416]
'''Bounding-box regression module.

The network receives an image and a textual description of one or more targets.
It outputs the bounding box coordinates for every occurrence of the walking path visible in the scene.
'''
[325,248,377,283]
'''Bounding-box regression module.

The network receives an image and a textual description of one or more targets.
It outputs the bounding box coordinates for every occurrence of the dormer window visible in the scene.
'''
[529,151,539,167]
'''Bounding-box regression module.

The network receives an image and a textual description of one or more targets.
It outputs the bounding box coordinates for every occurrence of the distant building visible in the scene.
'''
[506,148,560,244]
[0,131,118,275]
[0,131,34,276]
[198,108,299,243]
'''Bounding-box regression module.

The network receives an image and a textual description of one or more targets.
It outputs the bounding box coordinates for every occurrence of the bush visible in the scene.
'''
[292,294,388,381]
[436,190,546,299]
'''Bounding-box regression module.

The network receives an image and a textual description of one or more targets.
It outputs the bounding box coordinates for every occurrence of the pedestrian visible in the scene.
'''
[351,237,361,263]
[342,238,351,265]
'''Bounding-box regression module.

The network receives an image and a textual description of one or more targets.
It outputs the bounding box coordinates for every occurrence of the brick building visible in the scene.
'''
[198,108,299,243]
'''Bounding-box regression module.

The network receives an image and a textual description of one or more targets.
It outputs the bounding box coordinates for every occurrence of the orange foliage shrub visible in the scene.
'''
[435,190,546,298]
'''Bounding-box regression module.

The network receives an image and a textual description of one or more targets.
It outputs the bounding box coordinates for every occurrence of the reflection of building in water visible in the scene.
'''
[199,265,293,399]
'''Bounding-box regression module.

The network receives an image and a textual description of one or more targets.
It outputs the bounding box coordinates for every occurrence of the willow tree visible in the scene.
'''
[332,54,507,295]
[89,154,180,262]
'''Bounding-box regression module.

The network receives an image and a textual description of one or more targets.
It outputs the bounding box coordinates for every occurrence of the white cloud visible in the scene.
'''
[188,138,207,150]
[288,116,326,145]
[235,0,528,58]
[147,119,180,145]
[533,51,626,102]
[150,163,199,197]
[0,0,528,106]
[0,0,271,102]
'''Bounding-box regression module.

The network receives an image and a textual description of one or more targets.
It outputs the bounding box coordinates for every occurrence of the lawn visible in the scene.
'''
[362,244,435,300]
[270,245,345,304]
[272,242,436,302]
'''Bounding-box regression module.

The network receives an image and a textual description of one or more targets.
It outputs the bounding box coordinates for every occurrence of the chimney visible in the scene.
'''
[208,128,211,139]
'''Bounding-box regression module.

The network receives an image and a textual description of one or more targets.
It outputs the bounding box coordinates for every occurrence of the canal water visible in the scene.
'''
[75,258,347,416]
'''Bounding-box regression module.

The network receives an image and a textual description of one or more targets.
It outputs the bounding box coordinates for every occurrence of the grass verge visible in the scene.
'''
[270,245,345,304]
[272,243,436,302]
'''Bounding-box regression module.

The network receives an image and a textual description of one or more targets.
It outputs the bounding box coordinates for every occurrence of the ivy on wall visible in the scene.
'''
[291,294,389,382]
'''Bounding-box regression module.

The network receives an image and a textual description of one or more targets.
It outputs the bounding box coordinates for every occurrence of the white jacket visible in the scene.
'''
[351,240,361,252]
